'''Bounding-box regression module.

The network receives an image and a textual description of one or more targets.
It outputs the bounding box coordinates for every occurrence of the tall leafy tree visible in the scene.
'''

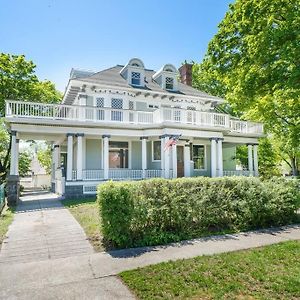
[193,0,300,175]
[0,53,62,180]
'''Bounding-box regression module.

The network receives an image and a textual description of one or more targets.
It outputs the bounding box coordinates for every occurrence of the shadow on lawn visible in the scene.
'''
[107,224,300,259]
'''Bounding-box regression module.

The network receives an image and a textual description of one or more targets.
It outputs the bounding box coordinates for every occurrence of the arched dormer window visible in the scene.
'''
[120,58,145,87]
[153,64,178,91]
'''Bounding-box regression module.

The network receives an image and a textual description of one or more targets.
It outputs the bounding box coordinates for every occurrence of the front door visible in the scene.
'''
[177,146,184,177]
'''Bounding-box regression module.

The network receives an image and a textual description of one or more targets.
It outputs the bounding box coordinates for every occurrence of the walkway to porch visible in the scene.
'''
[0,191,94,264]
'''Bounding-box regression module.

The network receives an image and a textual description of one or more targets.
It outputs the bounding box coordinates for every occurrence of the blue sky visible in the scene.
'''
[1,0,233,92]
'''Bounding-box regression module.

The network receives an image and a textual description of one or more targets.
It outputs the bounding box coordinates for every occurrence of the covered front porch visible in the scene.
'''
[8,125,260,198]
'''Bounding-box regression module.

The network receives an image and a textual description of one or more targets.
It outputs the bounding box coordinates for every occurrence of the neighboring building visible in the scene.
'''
[5,58,263,198]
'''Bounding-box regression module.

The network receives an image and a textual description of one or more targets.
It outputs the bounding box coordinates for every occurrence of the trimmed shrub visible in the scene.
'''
[97,177,300,248]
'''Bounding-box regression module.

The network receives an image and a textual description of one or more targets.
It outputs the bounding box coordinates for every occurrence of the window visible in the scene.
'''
[129,100,134,110]
[96,98,104,120]
[187,106,196,123]
[96,97,104,107]
[131,72,141,85]
[152,141,161,161]
[165,77,174,90]
[109,141,128,168]
[111,98,123,121]
[193,145,206,170]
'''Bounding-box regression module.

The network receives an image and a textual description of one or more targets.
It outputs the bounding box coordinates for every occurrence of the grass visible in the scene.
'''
[62,197,104,252]
[0,205,15,246]
[120,241,300,300]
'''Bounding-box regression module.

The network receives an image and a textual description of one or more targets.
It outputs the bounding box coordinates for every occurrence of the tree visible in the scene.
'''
[193,0,300,175]
[18,151,32,177]
[236,138,281,178]
[0,53,62,180]
[37,146,52,174]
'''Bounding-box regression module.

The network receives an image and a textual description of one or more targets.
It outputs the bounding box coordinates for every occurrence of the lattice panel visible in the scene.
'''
[129,101,134,110]
[83,185,97,194]
[111,98,123,109]
[96,97,104,107]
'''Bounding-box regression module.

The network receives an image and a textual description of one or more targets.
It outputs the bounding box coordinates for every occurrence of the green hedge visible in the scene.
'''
[97,177,300,248]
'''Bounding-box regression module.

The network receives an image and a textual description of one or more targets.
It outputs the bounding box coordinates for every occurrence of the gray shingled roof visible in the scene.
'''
[74,65,224,102]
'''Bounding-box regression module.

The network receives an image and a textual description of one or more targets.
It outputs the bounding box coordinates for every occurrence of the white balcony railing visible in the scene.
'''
[5,100,263,134]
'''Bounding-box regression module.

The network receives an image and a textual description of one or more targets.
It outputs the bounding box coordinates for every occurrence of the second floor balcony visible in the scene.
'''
[5,100,263,135]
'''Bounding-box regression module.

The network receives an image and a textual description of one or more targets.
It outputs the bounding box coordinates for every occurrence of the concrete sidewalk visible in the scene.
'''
[0,224,299,299]
[0,192,94,264]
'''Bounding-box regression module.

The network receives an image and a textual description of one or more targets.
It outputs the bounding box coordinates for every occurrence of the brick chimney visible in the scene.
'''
[179,63,193,86]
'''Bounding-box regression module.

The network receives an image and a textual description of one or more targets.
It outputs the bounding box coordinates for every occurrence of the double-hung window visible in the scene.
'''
[152,141,161,161]
[193,145,206,170]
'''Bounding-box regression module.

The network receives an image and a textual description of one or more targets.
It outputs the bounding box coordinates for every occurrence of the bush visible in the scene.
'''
[97,177,300,248]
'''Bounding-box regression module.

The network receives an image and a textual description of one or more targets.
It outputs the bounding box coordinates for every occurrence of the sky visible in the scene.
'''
[1,0,233,92]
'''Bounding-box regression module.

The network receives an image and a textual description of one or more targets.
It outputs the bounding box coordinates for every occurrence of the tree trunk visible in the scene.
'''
[290,157,299,176]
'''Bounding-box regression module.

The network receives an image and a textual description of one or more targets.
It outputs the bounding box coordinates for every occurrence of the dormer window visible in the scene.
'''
[165,77,174,90]
[131,72,141,85]
[120,58,145,87]
[152,64,178,91]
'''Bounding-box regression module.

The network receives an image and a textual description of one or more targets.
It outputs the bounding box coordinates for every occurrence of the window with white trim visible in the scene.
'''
[96,97,104,107]
[131,72,141,85]
[193,145,206,170]
[152,141,161,161]
[165,77,174,90]
[111,98,123,121]
[95,97,104,120]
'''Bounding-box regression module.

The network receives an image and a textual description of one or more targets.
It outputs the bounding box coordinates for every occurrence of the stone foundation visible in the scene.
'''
[64,184,84,199]
[6,175,20,206]
[51,182,55,193]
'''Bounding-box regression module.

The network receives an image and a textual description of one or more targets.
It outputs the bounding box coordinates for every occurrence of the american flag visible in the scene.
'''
[164,135,181,151]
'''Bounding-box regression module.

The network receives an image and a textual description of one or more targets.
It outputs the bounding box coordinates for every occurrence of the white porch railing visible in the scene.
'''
[223,170,252,176]
[108,169,143,180]
[71,169,167,181]
[5,100,263,134]
[83,169,104,180]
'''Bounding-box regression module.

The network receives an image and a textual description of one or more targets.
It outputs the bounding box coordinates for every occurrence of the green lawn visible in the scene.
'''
[62,197,104,252]
[120,241,300,300]
[0,206,14,246]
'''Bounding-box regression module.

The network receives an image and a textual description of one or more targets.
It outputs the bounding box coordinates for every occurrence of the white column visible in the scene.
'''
[141,137,147,178]
[53,145,60,169]
[10,132,17,176]
[76,134,84,180]
[160,136,165,176]
[67,134,74,181]
[15,139,19,176]
[217,139,223,177]
[184,144,191,177]
[164,136,170,179]
[210,138,217,177]
[172,143,177,178]
[78,95,86,121]
[103,135,110,180]
[51,146,56,182]
[248,144,254,175]
[253,144,259,176]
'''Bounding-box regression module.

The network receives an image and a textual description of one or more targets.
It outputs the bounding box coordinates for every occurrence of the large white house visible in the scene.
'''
[5,58,263,198]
